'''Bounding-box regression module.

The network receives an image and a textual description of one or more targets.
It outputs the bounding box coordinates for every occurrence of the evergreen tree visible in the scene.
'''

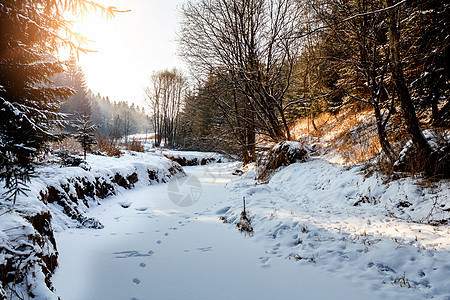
[74,114,98,160]
[0,1,119,203]
[61,55,92,129]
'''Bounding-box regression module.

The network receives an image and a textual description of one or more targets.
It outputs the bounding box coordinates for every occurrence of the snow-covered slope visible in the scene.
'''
[0,152,185,299]
[224,159,450,298]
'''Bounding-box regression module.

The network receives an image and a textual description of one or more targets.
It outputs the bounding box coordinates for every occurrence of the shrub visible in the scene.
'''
[96,136,123,157]
[124,139,145,152]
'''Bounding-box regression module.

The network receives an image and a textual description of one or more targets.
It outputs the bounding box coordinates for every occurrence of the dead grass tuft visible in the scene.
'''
[96,136,123,157]
[236,197,254,235]
[123,139,145,152]
[50,137,82,156]
[392,274,412,288]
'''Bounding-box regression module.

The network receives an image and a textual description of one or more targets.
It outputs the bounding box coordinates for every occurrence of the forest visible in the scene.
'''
[174,0,448,177]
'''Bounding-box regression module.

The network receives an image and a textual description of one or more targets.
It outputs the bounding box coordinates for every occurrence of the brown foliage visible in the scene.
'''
[96,136,123,157]
[124,139,145,152]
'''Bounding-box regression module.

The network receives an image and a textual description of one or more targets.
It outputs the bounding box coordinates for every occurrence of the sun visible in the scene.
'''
[63,10,144,101]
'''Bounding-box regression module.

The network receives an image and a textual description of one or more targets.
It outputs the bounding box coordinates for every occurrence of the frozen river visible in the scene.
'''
[53,163,378,300]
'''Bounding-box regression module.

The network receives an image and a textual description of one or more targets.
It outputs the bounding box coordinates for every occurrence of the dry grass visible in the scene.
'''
[123,139,145,152]
[51,134,147,159]
[291,109,383,164]
[95,136,123,157]
[50,137,82,156]
[291,112,334,140]
[237,210,254,235]
[392,274,412,288]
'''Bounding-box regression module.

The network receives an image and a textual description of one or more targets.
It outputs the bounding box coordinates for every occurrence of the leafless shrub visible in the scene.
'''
[96,135,122,157]
[123,139,145,152]
[236,197,253,235]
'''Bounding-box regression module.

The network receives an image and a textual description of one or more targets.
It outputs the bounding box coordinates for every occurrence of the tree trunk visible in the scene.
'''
[373,104,394,162]
[385,0,433,166]
[247,110,256,162]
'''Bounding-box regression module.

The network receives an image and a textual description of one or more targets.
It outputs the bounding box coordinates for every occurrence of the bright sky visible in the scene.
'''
[69,0,186,107]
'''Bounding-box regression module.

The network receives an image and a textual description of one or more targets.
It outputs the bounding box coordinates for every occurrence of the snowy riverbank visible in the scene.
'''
[224,159,450,298]
[52,163,383,300]
[0,151,185,299]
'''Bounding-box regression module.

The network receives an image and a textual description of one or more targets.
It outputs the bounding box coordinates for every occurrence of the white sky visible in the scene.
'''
[70,0,186,107]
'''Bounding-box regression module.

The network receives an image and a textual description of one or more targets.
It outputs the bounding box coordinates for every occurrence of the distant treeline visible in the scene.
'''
[54,56,151,138]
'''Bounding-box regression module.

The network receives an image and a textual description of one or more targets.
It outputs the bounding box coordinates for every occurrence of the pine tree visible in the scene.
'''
[0,1,120,203]
[74,114,98,160]
[60,55,92,130]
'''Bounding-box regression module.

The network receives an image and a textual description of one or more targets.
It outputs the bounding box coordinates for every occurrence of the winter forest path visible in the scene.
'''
[53,163,378,300]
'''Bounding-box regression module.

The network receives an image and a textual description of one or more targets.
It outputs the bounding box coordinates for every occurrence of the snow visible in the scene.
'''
[2,150,449,299]
[53,163,380,300]
[0,151,185,299]
[225,159,450,298]
[52,159,449,299]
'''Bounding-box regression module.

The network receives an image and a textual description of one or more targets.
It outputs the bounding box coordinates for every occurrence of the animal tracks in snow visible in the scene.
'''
[196,246,213,252]
[113,250,154,259]
[259,256,271,267]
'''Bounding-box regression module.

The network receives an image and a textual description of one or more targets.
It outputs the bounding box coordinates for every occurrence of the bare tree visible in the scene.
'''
[179,0,302,143]
[145,69,187,147]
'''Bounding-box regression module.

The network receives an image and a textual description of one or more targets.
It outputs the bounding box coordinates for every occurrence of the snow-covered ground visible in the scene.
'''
[53,163,378,300]
[225,160,450,299]
[53,160,449,299]
[2,149,449,299]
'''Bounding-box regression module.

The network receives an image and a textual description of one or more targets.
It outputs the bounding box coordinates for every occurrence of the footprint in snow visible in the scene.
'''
[135,207,149,212]
[259,257,270,267]
[215,206,231,215]
[139,263,146,268]
[196,247,212,252]
[164,233,169,236]
[132,278,140,285]
[156,240,162,244]
[120,202,131,209]
[113,250,153,258]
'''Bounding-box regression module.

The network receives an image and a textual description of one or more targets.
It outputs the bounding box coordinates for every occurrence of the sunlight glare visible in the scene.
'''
[62,0,185,106]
